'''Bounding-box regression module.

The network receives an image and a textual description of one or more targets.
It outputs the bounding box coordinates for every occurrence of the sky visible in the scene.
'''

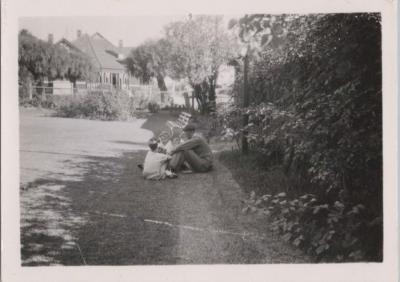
[18,15,235,48]
[19,15,189,47]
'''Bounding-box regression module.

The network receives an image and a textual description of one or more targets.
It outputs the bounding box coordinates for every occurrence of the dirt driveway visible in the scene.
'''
[20,108,308,265]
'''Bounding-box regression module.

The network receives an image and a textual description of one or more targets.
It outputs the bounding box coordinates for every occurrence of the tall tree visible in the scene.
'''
[19,29,51,85]
[18,29,94,87]
[125,39,171,91]
[125,44,153,84]
[150,39,172,91]
[165,15,238,113]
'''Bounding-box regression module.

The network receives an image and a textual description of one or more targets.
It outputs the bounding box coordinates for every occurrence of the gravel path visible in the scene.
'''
[20,108,309,265]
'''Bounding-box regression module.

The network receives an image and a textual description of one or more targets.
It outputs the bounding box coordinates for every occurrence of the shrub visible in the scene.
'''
[130,90,151,110]
[55,90,135,121]
[220,13,382,262]
[19,83,56,109]
[147,102,160,113]
[242,191,382,262]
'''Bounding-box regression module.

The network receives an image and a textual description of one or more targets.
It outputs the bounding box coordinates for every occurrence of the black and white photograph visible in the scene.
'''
[1,0,398,281]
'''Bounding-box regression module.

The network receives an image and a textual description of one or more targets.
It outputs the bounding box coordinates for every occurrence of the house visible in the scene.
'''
[57,30,141,90]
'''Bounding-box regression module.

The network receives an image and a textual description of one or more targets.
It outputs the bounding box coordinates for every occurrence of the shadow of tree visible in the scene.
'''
[140,111,176,137]
[21,150,184,265]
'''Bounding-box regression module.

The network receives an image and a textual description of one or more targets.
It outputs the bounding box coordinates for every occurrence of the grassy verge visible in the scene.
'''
[217,149,382,262]
[217,150,306,197]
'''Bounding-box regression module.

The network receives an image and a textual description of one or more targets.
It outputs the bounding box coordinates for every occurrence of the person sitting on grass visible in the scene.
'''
[157,131,174,155]
[142,138,177,180]
[169,124,213,173]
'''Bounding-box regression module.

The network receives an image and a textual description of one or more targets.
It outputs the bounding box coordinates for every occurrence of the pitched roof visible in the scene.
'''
[57,38,84,54]
[70,32,126,71]
[119,46,134,57]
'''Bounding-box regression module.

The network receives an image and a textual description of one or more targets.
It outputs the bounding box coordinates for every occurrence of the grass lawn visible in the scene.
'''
[217,149,316,198]
[20,108,310,265]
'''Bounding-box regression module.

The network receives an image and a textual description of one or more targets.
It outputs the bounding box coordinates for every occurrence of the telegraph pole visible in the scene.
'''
[242,48,249,154]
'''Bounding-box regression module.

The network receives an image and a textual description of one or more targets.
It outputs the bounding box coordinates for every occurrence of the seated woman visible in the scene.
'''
[169,124,213,173]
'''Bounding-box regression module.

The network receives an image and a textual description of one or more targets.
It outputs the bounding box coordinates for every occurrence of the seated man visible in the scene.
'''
[169,124,213,173]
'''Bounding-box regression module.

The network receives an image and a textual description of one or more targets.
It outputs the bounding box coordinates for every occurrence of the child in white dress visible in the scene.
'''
[157,131,174,154]
[142,138,177,180]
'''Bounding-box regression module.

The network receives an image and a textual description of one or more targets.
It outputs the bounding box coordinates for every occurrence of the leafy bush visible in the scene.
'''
[130,90,151,110]
[19,91,56,109]
[220,13,382,261]
[55,90,135,121]
[147,102,160,113]
[227,14,382,193]
[242,191,382,262]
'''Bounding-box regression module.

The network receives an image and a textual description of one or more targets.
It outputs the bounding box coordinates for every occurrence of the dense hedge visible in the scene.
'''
[55,90,135,121]
[221,13,382,261]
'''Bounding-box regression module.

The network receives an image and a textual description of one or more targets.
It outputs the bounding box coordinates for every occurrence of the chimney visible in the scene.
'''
[48,33,54,44]
[118,39,123,49]
[77,30,82,38]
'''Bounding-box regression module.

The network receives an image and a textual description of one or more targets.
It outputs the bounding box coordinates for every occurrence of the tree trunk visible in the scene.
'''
[183,92,191,109]
[156,75,167,91]
[36,79,44,104]
[208,75,217,113]
[28,78,33,100]
[71,79,77,95]
[193,83,207,114]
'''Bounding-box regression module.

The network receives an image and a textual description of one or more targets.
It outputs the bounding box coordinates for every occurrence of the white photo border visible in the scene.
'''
[1,0,398,281]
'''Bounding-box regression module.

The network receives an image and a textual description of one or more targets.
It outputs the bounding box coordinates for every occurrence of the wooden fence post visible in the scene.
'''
[41,87,46,102]
[183,92,190,109]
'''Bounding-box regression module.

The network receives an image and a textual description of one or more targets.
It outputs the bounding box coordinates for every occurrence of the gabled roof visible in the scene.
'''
[57,38,84,54]
[67,32,126,71]
[119,46,134,57]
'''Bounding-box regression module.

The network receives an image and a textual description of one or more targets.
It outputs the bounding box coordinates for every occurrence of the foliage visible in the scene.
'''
[242,191,382,262]
[18,88,51,108]
[125,39,171,91]
[219,13,382,261]
[164,15,239,113]
[55,91,135,121]
[18,30,95,86]
[147,102,160,113]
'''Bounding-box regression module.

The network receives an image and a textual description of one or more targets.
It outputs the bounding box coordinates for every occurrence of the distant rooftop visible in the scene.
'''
[60,32,129,71]
[119,46,134,57]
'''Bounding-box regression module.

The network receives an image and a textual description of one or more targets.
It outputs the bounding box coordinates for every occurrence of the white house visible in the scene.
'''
[57,30,141,90]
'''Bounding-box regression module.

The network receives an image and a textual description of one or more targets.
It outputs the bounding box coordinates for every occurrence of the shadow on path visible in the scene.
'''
[140,111,176,137]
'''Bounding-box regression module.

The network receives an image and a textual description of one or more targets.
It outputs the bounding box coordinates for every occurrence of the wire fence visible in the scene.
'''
[19,82,231,111]
[19,82,199,110]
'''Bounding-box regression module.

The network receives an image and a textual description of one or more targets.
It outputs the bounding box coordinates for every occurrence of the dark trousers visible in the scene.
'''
[170,150,212,172]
